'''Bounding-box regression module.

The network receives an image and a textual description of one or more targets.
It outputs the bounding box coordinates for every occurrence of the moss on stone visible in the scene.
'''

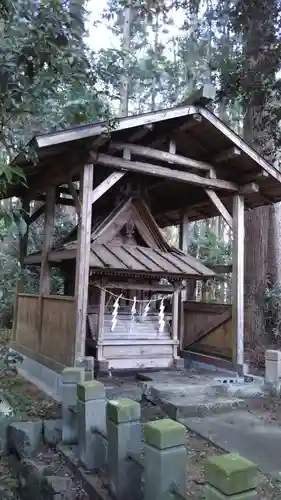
[205,454,258,495]
[144,418,185,449]
[77,380,105,402]
[107,398,140,423]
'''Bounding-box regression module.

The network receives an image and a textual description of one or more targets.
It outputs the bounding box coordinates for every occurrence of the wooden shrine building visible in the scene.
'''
[7,86,281,376]
[24,196,215,370]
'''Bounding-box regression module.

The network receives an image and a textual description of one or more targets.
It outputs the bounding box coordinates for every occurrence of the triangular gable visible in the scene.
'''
[90,197,170,251]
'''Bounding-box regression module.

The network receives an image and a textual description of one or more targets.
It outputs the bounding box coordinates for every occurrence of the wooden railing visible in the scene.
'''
[14,293,76,366]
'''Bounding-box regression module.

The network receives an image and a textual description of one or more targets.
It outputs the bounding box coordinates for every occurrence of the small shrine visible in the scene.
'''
[25,195,215,370]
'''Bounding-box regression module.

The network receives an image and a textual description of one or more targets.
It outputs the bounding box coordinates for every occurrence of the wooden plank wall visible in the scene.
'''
[14,294,39,350]
[183,301,232,360]
[14,293,75,366]
[40,295,76,365]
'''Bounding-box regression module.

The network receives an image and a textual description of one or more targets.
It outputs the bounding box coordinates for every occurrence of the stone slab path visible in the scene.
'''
[181,410,281,478]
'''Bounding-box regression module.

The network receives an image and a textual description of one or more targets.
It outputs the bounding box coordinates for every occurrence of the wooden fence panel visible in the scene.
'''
[183,301,232,359]
[14,294,39,350]
[40,295,76,366]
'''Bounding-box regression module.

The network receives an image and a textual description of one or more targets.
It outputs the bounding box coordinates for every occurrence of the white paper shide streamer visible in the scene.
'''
[111,295,121,331]
[142,300,151,320]
[131,296,137,320]
[158,298,165,333]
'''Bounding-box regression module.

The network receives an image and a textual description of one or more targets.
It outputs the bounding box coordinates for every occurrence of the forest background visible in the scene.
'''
[1,0,281,360]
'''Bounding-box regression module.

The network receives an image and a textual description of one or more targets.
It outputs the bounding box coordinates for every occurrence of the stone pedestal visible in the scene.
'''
[143,418,186,500]
[61,367,84,444]
[204,453,258,500]
[265,350,281,395]
[77,380,106,470]
[107,398,142,500]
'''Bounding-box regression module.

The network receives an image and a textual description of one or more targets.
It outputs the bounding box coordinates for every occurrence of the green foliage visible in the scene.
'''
[262,282,281,341]
[188,227,231,266]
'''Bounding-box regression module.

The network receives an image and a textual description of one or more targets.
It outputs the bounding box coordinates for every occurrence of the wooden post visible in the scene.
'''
[232,194,245,375]
[18,199,30,292]
[74,164,94,360]
[97,286,106,361]
[179,212,189,349]
[39,187,56,295]
[38,188,56,349]
[172,288,180,359]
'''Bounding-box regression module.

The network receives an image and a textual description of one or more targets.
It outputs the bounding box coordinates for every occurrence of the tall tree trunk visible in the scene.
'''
[119,0,132,117]
[238,0,279,346]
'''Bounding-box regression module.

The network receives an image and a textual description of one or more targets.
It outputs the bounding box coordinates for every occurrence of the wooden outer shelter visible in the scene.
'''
[8,87,281,375]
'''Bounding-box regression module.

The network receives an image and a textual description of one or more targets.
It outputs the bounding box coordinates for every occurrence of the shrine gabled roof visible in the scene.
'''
[24,197,215,280]
[11,101,281,225]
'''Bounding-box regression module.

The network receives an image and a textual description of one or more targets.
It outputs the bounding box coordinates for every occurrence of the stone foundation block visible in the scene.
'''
[77,380,106,470]
[205,454,258,495]
[204,484,257,500]
[62,384,78,409]
[43,419,62,446]
[62,408,77,445]
[41,475,74,500]
[143,419,186,500]
[107,398,142,500]
[265,350,281,388]
[7,421,42,458]
[173,357,185,369]
[75,357,94,381]
[61,367,84,385]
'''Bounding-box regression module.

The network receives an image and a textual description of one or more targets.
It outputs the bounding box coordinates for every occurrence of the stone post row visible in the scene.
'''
[107,398,142,500]
[61,367,84,444]
[143,418,186,500]
[77,380,107,470]
[204,453,259,500]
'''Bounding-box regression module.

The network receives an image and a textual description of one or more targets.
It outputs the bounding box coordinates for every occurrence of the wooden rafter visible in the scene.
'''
[28,203,45,225]
[205,189,233,229]
[110,142,212,172]
[214,147,241,163]
[91,171,125,205]
[91,152,239,192]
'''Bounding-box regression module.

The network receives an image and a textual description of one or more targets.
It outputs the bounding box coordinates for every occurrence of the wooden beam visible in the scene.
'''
[214,147,241,163]
[92,153,238,192]
[239,182,259,195]
[181,84,216,106]
[239,171,269,184]
[74,164,94,360]
[36,105,197,149]
[232,194,244,375]
[205,189,233,229]
[91,281,174,292]
[39,188,56,296]
[109,142,212,172]
[68,181,81,217]
[91,171,125,205]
